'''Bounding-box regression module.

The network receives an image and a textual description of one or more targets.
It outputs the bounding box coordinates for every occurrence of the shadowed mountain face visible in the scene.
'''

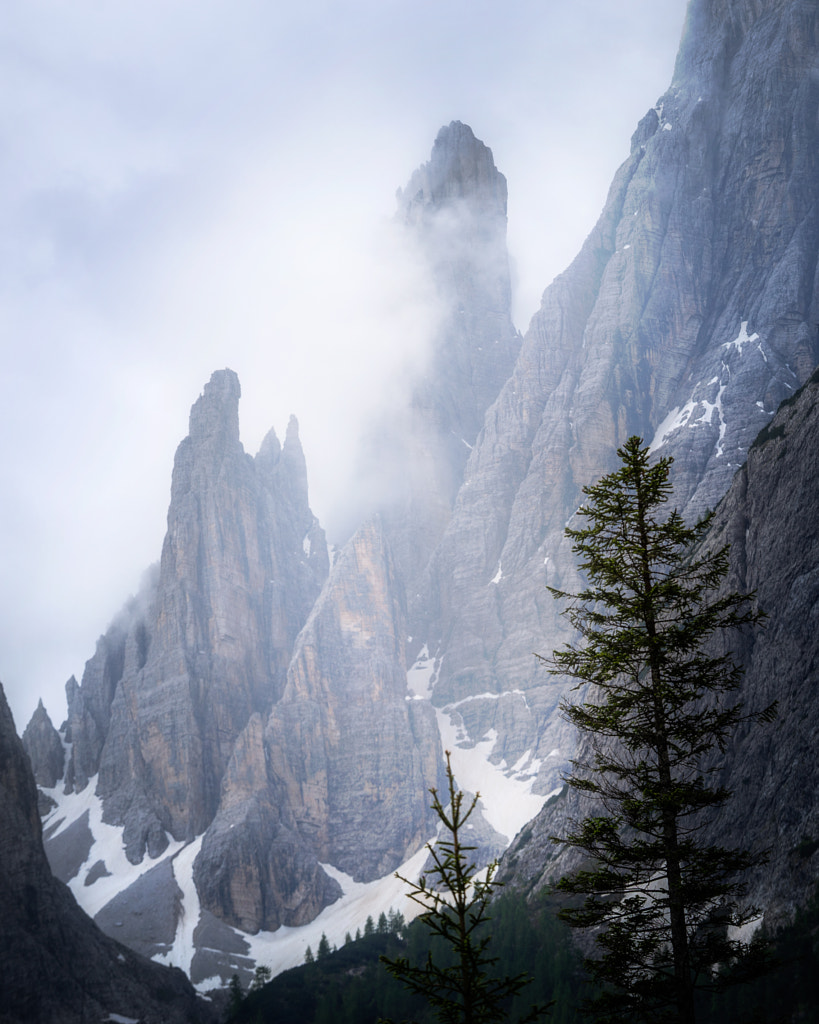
[499,368,819,924]
[0,682,211,1024]
[20,0,819,983]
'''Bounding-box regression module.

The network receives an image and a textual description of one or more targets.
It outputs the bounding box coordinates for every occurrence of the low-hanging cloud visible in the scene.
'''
[0,0,688,731]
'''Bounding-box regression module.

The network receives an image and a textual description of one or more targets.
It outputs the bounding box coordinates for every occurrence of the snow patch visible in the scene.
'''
[42,776,186,919]
[303,534,312,557]
[155,837,204,976]
[649,383,727,457]
[435,707,547,843]
[407,646,436,699]
[648,403,693,452]
[445,689,527,710]
[722,320,759,355]
[490,562,503,585]
[238,845,432,983]
[105,1015,140,1024]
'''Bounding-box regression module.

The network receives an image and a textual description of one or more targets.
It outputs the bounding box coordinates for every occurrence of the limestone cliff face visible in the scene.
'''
[36,370,442,964]
[499,369,819,926]
[421,0,819,799]
[63,369,329,861]
[698,369,819,922]
[20,0,819,974]
[0,683,210,1024]
[192,514,441,938]
[193,713,343,935]
[263,516,442,881]
[364,122,522,592]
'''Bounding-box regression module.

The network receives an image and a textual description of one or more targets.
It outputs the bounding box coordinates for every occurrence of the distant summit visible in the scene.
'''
[398,120,507,218]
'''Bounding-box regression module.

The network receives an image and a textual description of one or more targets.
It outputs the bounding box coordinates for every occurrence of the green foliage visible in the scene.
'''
[365,915,376,936]
[379,751,550,1024]
[317,932,331,960]
[250,964,272,991]
[544,437,775,1024]
[227,881,819,1024]
[695,884,819,1023]
[304,945,315,964]
[225,972,244,1021]
[388,907,406,935]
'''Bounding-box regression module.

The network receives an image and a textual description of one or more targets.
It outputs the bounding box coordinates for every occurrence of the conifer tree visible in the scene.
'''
[226,973,244,1020]
[249,963,271,990]
[388,907,406,935]
[545,436,775,1024]
[380,751,549,1024]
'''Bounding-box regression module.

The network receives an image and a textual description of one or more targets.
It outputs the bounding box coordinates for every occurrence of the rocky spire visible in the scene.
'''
[399,120,508,222]
[360,122,521,598]
[187,366,241,446]
[20,698,64,789]
[56,369,329,864]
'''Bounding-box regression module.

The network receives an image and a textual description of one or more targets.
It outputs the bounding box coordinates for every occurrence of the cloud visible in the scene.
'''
[0,0,688,730]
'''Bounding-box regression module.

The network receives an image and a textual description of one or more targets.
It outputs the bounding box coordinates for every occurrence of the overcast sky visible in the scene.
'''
[0,0,688,731]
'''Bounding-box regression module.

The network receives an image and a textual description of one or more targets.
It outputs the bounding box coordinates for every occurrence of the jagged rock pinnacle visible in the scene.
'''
[398,120,507,222]
[188,367,241,447]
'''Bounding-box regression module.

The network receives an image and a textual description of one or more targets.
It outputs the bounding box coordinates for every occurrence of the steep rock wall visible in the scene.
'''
[422,0,819,799]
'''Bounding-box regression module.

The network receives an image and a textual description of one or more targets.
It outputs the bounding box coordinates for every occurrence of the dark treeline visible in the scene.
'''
[227,884,819,1024]
[229,892,582,1024]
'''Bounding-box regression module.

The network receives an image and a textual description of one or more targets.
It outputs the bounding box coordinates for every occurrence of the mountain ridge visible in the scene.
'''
[16,0,819,989]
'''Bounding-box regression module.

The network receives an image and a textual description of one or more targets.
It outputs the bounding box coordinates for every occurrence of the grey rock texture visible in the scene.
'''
[63,369,329,865]
[94,857,183,960]
[190,910,256,987]
[21,698,63,788]
[33,369,443,959]
[264,516,443,881]
[193,711,343,935]
[43,809,93,885]
[363,122,522,594]
[420,0,819,801]
[0,681,211,1024]
[498,368,819,927]
[191,514,442,940]
[699,368,819,923]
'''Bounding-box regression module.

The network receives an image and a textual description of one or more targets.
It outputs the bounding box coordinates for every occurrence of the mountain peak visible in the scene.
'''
[398,120,507,220]
[188,367,241,447]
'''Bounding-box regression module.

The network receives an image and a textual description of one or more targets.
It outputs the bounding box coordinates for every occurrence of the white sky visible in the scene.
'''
[0,0,688,731]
